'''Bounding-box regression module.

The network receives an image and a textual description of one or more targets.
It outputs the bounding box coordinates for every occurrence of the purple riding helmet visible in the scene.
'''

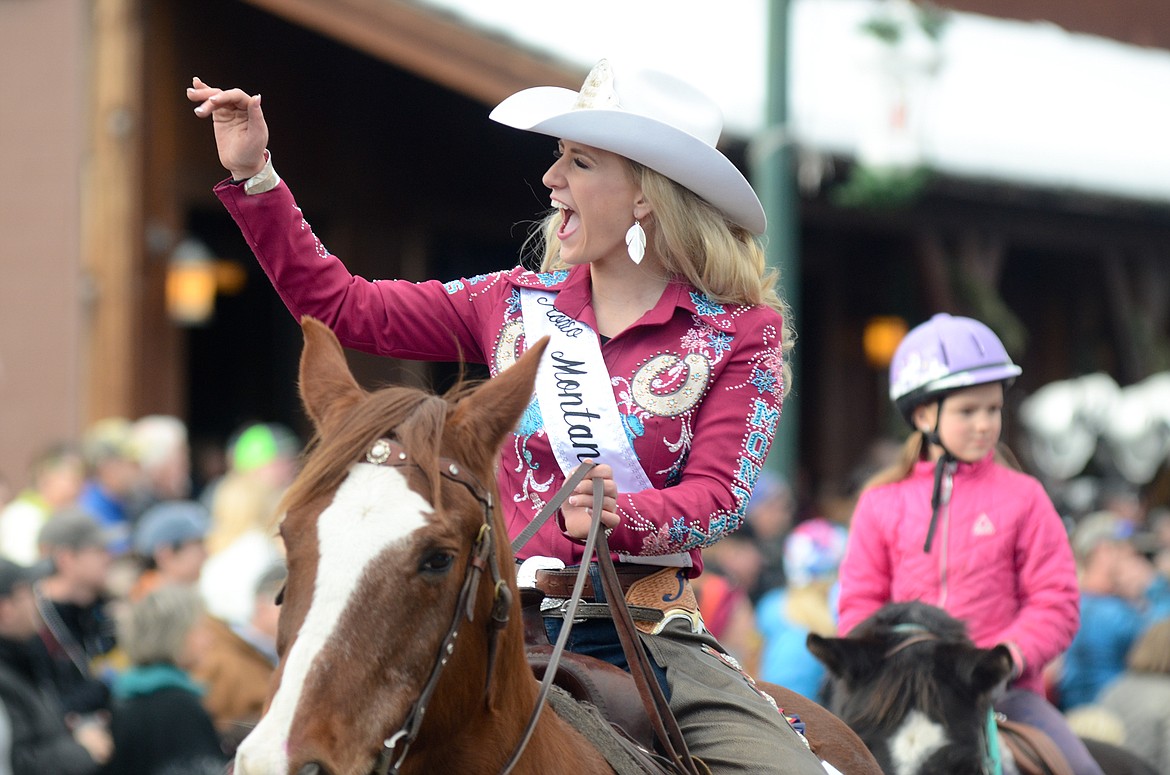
[888,313,1021,552]
[889,313,1022,425]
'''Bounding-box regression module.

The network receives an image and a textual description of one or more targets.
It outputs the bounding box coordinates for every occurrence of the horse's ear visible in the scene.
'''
[298,316,364,432]
[807,633,883,683]
[956,643,1014,698]
[449,337,549,464]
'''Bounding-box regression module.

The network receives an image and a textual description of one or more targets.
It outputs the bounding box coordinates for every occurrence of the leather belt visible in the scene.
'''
[534,564,662,601]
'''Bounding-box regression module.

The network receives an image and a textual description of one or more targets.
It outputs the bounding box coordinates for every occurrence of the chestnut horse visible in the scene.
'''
[234,317,879,775]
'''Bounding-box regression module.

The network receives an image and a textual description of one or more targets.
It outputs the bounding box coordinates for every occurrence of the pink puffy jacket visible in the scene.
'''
[837,453,1079,696]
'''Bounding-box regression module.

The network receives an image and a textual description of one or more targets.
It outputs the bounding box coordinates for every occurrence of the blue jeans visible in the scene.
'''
[540,567,823,773]
[542,563,671,692]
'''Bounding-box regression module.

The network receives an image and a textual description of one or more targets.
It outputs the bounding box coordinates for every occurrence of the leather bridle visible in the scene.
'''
[308,437,697,775]
[883,622,940,659]
[356,437,512,775]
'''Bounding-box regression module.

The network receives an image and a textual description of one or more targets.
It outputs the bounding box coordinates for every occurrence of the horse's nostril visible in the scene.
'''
[296,764,323,775]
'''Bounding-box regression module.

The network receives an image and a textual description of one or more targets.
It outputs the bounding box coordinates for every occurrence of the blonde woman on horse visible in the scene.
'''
[189,59,821,773]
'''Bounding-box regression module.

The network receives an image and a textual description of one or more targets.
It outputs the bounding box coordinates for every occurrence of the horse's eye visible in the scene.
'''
[420,551,455,575]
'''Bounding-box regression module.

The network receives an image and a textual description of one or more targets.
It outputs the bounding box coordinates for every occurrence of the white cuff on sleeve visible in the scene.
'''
[243,150,280,196]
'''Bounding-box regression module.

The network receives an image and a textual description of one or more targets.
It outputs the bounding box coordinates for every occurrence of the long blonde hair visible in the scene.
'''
[861,432,1023,493]
[525,161,795,394]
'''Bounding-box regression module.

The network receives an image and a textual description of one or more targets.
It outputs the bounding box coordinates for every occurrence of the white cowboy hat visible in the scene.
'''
[490,59,766,234]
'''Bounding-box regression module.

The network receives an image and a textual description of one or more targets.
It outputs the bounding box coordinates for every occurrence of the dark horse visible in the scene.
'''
[234,318,879,775]
[807,601,1156,775]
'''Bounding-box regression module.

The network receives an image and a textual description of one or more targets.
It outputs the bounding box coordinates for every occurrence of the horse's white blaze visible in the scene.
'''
[235,463,430,774]
[889,710,948,775]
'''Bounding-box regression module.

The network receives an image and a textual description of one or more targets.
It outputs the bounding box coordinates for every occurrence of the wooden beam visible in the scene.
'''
[82,0,145,422]
[240,0,582,105]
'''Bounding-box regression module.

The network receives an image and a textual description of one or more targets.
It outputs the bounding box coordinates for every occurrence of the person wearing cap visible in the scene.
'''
[189,59,822,772]
[32,509,117,720]
[837,314,1098,774]
[127,502,274,756]
[756,518,848,700]
[127,500,210,601]
[0,558,112,774]
[1056,510,1170,711]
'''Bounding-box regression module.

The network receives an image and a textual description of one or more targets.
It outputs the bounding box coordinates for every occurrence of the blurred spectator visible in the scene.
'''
[0,558,111,774]
[1057,511,1170,710]
[743,472,795,598]
[1097,617,1170,774]
[128,501,210,602]
[127,415,192,521]
[190,612,277,754]
[192,563,285,754]
[230,562,285,667]
[200,474,283,627]
[0,443,85,565]
[1099,478,1144,527]
[755,518,848,700]
[201,422,301,512]
[1064,704,1126,748]
[33,510,118,717]
[77,419,140,556]
[1147,506,1170,579]
[230,422,300,491]
[102,584,227,775]
[701,527,763,604]
[691,556,760,676]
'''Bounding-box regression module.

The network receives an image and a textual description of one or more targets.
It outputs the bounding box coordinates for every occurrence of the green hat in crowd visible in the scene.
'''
[230,423,300,472]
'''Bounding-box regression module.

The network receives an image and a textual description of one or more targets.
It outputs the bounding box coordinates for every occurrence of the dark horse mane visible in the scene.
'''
[832,602,973,731]
[809,601,1014,775]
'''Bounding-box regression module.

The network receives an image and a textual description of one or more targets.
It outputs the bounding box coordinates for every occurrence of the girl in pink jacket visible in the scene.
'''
[837,313,1100,775]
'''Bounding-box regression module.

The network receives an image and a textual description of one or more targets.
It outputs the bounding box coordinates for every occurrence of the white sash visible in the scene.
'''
[520,288,691,567]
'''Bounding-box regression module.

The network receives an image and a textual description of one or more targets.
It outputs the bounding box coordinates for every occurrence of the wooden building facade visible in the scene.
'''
[2,0,1169,510]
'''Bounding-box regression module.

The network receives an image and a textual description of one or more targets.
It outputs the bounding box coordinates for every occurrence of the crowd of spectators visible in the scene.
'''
[0,416,296,774]
[3,417,1170,773]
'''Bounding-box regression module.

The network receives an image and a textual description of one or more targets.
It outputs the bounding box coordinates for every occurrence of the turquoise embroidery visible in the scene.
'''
[690,292,725,317]
[443,279,465,294]
[620,412,645,447]
[748,366,779,395]
[506,288,522,314]
[536,270,570,287]
[706,331,732,355]
[517,398,543,436]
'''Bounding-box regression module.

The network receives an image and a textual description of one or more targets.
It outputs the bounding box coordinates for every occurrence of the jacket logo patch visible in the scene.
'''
[972,513,995,536]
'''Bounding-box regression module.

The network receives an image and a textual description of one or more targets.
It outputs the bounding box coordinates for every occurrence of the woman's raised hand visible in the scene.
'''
[187,77,269,181]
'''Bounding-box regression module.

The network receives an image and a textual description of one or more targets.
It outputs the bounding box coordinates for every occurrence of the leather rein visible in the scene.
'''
[356,437,700,775]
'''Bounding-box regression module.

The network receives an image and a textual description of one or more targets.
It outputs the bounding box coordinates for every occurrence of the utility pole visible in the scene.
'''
[751,0,800,489]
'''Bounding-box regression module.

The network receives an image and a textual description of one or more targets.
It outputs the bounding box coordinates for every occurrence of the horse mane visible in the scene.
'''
[841,602,972,732]
[846,651,947,732]
[280,381,468,518]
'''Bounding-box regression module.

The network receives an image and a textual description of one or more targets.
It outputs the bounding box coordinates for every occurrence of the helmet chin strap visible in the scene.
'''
[923,397,955,553]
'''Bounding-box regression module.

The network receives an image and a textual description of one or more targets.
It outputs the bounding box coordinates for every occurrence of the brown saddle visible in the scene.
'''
[521,588,657,751]
[997,717,1075,775]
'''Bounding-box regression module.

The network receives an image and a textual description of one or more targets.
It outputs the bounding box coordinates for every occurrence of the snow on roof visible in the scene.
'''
[418,0,1170,204]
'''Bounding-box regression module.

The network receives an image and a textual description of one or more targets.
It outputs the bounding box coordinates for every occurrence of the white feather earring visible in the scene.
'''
[625,219,646,264]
